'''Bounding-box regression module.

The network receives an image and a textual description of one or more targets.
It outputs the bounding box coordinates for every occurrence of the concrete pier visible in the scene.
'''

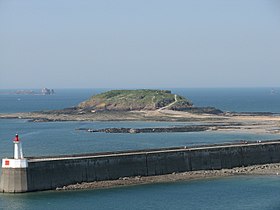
[1,140,280,193]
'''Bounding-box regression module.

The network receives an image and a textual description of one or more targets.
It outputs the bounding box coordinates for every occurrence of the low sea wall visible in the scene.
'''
[2,140,280,193]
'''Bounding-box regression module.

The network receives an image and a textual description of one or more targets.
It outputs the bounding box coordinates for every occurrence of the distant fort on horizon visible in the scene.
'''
[41,88,55,95]
[9,88,55,95]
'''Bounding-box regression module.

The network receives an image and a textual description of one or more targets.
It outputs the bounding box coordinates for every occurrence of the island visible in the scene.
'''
[1,89,280,135]
[79,89,192,111]
[77,89,221,113]
[45,89,222,120]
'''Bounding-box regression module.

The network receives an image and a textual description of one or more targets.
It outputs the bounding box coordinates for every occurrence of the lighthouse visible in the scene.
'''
[0,134,28,193]
[2,134,28,168]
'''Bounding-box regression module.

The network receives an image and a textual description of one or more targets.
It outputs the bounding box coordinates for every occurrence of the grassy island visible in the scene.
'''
[0,89,223,121]
[78,89,193,111]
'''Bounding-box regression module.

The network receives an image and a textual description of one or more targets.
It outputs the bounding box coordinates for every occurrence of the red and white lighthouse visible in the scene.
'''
[2,134,28,168]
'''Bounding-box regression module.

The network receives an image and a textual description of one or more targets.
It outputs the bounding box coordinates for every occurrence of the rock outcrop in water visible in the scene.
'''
[77,125,210,133]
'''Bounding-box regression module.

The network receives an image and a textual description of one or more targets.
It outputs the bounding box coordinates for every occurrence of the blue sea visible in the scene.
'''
[1,88,280,210]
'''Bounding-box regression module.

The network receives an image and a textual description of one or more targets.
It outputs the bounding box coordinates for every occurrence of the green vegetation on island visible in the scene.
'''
[1,89,223,122]
[78,89,193,111]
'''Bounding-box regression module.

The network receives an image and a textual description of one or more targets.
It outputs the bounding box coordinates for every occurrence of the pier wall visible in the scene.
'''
[2,141,280,192]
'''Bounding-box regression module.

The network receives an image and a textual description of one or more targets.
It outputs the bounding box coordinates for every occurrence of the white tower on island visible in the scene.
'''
[2,134,28,169]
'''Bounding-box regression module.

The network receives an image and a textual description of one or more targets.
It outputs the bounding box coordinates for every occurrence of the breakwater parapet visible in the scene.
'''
[1,140,280,193]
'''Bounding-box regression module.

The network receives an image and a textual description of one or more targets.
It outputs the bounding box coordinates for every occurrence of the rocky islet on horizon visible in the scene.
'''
[0,88,55,95]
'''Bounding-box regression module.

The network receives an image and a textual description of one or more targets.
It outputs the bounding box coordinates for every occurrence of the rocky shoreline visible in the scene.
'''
[0,110,276,123]
[1,109,280,135]
[56,163,280,191]
[0,110,225,122]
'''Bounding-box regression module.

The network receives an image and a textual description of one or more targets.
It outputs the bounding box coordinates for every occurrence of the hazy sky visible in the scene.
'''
[0,0,280,89]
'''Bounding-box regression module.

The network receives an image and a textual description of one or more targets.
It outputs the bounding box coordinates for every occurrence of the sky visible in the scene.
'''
[0,0,280,89]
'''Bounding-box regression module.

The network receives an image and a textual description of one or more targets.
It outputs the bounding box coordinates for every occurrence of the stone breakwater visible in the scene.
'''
[2,140,280,193]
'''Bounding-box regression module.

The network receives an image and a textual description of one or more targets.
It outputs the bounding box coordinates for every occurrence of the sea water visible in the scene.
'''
[1,88,280,210]
[1,176,280,210]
